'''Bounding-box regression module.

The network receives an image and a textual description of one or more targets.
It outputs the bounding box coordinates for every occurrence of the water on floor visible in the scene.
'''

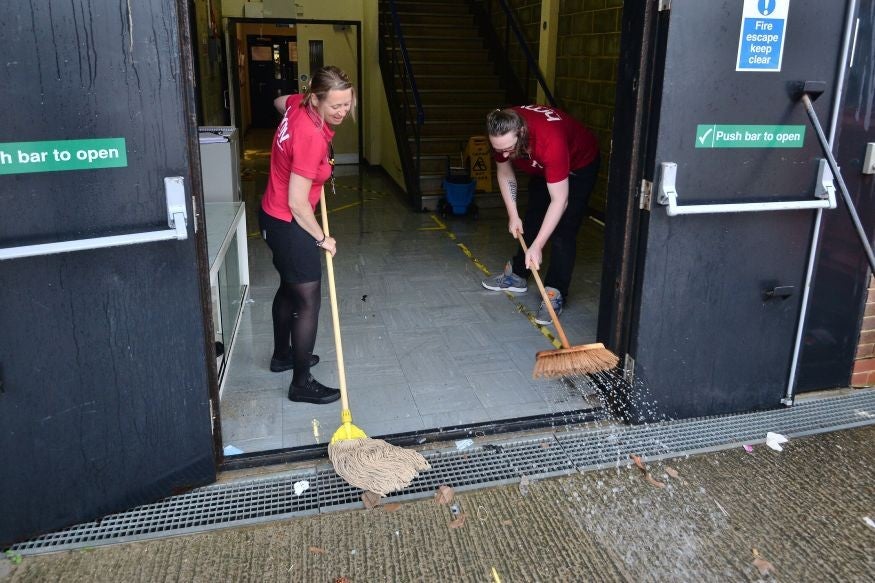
[219,129,608,453]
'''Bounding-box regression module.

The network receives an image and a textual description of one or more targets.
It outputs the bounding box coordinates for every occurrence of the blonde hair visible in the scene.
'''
[301,65,357,123]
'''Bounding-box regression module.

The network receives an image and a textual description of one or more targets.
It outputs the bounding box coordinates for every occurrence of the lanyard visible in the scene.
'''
[328,142,336,195]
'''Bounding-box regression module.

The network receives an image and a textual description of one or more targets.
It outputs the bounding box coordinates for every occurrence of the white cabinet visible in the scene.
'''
[198,126,241,203]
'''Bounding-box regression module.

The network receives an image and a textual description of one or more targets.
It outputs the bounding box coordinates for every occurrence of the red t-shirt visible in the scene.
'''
[262,94,335,222]
[493,105,598,183]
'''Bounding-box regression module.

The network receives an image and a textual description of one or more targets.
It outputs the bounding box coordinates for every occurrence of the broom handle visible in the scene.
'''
[319,187,350,412]
[517,234,572,349]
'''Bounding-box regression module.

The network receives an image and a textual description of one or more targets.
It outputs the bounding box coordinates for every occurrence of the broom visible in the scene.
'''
[517,234,620,379]
[319,188,431,497]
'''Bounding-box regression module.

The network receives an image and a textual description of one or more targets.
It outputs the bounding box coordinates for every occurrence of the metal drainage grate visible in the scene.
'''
[11,389,875,555]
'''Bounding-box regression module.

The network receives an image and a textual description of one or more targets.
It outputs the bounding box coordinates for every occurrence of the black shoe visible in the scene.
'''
[288,375,340,404]
[270,353,320,373]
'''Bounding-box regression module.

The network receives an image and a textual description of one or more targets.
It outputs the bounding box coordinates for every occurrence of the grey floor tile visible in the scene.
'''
[331,326,398,361]
[419,407,492,429]
[220,393,283,445]
[282,415,425,449]
[398,348,468,385]
[282,401,343,443]
[411,381,485,415]
[466,369,545,408]
[484,401,564,420]
[223,435,285,454]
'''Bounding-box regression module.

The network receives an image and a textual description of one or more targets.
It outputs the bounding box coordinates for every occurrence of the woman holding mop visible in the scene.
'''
[259,65,355,404]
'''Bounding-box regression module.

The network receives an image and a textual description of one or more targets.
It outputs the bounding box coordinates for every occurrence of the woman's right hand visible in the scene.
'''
[508,217,523,238]
[319,236,337,257]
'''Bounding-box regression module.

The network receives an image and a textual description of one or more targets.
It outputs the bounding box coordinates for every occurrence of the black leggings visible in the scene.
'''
[511,155,600,299]
[260,207,323,386]
[271,280,321,387]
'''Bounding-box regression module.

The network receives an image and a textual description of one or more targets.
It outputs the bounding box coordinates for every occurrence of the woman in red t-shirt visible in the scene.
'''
[480,105,600,326]
[259,66,355,404]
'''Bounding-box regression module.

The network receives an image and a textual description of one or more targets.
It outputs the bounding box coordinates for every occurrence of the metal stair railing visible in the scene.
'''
[379,0,425,207]
[472,0,557,107]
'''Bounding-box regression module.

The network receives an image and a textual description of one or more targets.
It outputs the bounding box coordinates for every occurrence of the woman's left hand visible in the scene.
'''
[524,243,542,271]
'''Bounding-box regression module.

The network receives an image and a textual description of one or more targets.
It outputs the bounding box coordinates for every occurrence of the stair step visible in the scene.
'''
[389,12,475,26]
[414,122,490,137]
[411,137,485,155]
[412,75,502,90]
[412,95,501,109]
[387,46,492,62]
[404,62,492,75]
[416,87,504,97]
[418,156,455,174]
[393,36,485,50]
[395,23,480,37]
[391,3,472,15]
[408,115,490,127]
[404,103,506,120]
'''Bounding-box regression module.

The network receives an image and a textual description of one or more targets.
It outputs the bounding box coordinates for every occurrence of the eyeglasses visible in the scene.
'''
[492,138,518,154]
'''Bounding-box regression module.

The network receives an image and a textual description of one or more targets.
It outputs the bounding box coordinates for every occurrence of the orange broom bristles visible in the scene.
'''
[532,342,620,379]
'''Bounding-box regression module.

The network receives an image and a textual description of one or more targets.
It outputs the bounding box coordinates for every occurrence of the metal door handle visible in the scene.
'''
[0,177,188,261]
[658,159,836,216]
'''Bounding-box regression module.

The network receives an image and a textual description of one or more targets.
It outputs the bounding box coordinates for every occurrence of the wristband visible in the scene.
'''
[315,235,326,247]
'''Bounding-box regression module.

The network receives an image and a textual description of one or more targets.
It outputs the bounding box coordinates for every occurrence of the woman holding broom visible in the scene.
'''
[480,105,600,326]
[259,65,355,404]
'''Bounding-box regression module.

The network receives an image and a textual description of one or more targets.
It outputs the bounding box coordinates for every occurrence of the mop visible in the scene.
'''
[517,234,620,379]
[318,187,430,496]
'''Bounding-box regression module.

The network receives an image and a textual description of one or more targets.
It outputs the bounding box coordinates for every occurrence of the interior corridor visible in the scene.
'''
[219,129,608,454]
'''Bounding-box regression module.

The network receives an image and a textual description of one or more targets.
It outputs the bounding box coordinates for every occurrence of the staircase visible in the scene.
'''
[381,0,508,209]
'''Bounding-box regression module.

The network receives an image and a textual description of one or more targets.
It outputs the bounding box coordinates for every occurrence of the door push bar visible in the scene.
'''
[0,177,188,261]
[657,159,836,216]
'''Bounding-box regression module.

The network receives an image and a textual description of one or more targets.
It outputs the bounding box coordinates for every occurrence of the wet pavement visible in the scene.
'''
[3,423,873,582]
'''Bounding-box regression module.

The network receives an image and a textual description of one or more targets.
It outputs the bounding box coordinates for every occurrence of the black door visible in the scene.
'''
[797,0,875,391]
[611,0,851,421]
[0,0,216,545]
[248,35,298,128]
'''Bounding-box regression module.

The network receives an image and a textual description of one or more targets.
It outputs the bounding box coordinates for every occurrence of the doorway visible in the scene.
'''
[217,10,617,462]
[227,19,361,160]
[247,34,298,128]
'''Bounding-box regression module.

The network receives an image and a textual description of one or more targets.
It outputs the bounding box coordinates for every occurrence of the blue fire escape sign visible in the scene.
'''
[736,0,790,72]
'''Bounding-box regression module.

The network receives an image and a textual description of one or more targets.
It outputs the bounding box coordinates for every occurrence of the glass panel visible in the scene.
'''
[219,231,244,356]
[212,279,226,378]
[250,45,272,61]
[204,202,247,384]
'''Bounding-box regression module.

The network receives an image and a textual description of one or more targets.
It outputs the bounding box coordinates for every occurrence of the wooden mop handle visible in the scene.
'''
[319,187,350,412]
[516,233,571,349]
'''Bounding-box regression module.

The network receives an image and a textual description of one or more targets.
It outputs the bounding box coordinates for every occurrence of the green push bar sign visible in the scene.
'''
[695,125,805,148]
[0,138,127,175]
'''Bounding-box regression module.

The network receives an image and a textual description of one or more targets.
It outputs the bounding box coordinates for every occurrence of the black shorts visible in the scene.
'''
[259,207,322,284]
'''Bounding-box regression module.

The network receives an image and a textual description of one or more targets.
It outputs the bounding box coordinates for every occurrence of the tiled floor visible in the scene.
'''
[219,130,606,453]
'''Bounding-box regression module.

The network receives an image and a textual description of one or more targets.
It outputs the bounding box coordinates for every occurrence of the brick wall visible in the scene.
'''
[852,276,875,386]
[488,0,542,101]
[556,0,622,216]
